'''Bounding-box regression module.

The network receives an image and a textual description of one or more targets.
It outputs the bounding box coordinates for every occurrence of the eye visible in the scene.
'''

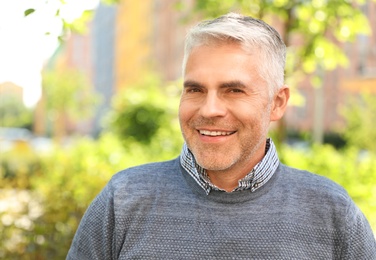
[186,87,202,93]
[229,88,245,93]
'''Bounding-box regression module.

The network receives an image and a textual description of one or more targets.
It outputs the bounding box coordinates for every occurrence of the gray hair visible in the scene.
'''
[182,13,286,97]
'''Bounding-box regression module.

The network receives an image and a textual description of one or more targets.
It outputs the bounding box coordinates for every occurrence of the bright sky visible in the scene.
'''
[0,0,98,107]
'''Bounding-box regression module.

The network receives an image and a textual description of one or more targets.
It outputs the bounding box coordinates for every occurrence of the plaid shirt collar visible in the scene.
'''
[180,138,279,195]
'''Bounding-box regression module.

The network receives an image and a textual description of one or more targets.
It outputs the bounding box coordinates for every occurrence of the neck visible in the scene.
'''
[206,171,242,192]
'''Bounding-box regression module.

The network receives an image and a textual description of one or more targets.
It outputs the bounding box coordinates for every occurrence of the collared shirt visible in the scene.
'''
[180,138,279,194]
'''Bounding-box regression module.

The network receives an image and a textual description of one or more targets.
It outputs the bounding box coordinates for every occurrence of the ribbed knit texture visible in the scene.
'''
[67,158,376,259]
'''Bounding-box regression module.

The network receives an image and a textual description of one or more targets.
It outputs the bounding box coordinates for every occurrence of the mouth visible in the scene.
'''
[198,130,236,137]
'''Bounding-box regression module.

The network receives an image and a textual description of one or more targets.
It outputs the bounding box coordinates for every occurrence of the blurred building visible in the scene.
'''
[114,0,192,90]
[92,3,117,136]
[36,20,95,137]
[63,22,95,136]
[149,0,193,81]
[115,0,153,90]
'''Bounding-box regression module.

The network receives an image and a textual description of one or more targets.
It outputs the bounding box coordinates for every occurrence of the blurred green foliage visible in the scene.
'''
[113,103,165,144]
[184,0,371,79]
[108,74,181,147]
[0,75,184,259]
[42,68,100,140]
[341,93,376,152]
[0,94,33,128]
[0,130,183,259]
[42,68,96,120]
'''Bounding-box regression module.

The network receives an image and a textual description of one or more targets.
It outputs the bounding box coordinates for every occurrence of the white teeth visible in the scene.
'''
[199,130,234,136]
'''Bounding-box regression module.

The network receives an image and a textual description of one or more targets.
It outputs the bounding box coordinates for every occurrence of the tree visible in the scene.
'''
[42,68,99,141]
[341,92,376,152]
[108,74,182,148]
[0,94,33,129]
[179,0,372,143]
[24,0,121,42]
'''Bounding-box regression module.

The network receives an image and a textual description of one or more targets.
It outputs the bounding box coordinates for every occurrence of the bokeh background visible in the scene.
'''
[0,0,375,258]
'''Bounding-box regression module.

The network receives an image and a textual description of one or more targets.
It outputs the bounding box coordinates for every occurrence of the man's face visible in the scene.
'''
[179,43,278,177]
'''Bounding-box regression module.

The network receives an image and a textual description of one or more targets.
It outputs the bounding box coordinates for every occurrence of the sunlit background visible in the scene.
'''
[0,0,99,107]
[0,0,375,258]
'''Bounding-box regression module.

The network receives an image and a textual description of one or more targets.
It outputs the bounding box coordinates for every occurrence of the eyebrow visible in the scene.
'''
[219,80,247,89]
[183,80,247,89]
[183,80,203,88]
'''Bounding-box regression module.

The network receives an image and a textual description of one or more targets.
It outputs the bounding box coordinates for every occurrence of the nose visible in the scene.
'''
[199,92,227,118]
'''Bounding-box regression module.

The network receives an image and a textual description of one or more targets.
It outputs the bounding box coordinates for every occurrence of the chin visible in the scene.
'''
[196,156,237,172]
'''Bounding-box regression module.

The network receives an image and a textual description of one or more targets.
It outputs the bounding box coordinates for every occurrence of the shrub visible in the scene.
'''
[0,128,183,259]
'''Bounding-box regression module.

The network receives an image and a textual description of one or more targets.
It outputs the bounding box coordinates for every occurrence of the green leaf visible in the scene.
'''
[24,8,35,17]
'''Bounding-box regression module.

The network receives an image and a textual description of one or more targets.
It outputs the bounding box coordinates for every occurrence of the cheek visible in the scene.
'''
[178,106,191,130]
[233,104,270,128]
[179,101,196,121]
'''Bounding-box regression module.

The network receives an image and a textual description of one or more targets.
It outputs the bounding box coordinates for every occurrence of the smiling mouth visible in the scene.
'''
[199,130,236,136]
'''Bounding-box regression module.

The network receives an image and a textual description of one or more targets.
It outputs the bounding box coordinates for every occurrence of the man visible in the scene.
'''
[67,13,376,259]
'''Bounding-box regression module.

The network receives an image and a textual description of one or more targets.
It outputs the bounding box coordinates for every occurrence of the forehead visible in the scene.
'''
[184,43,262,81]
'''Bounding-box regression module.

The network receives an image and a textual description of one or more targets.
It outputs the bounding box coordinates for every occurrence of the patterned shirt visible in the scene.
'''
[180,138,279,194]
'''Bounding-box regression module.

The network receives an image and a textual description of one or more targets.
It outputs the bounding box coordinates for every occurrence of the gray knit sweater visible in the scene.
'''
[67,158,376,259]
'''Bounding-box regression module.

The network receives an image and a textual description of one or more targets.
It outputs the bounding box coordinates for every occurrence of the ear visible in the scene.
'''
[270,85,290,122]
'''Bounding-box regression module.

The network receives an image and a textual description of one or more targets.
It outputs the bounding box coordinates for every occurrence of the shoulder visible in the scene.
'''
[273,164,363,231]
[114,157,180,179]
[275,163,352,208]
[275,164,376,257]
[107,157,181,191]
[278,163,348,194]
